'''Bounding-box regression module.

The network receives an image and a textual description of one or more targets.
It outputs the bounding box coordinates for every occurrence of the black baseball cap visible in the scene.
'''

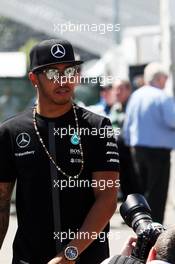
[30,39,83,73]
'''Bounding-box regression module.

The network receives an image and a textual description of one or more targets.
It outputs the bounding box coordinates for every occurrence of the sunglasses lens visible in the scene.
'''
[45,69,59,80]
[44,66,80,81]
[64,66,77,77]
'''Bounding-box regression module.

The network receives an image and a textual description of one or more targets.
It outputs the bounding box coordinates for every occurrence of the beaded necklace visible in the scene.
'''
[33,104,84,178]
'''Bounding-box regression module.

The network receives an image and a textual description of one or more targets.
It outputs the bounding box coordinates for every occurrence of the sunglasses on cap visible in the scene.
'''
[41,65,80,81]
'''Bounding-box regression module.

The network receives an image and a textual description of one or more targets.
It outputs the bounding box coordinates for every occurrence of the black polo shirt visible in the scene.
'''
[0,105,119,263]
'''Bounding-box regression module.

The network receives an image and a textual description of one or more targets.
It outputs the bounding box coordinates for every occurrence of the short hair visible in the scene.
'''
[155,226,175,263]
[144,62,168,85]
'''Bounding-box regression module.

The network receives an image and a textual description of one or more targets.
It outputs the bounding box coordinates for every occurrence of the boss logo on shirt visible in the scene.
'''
[70,148,81,155]
[70,158,82,163]
[16,133,31,148]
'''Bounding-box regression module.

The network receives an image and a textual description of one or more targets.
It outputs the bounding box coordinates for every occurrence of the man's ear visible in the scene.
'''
[147,247,157,263]
[28,72,38,88]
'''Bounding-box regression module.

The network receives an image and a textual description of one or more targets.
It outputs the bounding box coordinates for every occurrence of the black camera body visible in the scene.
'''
[120,194,165,263]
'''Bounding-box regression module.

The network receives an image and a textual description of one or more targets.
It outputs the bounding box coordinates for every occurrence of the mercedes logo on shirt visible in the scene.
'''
[51,44,66,58]
[16,133,31,148]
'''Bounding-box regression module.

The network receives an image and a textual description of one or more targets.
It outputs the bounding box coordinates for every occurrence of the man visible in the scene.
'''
[102,226,175,264]
[98,83,117,115]
[109,80,138,200]
[88,82,117,117]
[110,80,131,128]
[0,39,119,264]
[123,62,175,223]
[147,226,175,263]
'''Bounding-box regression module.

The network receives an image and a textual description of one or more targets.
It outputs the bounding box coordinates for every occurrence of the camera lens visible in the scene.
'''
[119,194,165,262]
[119,193,152,234]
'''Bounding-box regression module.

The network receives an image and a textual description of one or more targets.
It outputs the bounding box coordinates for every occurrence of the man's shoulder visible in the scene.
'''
[77,105,110,127]
[129,86,166,104]
[130,86,149,98]
[0,108,32,131]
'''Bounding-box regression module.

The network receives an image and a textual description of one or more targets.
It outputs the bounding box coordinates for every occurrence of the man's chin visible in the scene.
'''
[52,97,72,106]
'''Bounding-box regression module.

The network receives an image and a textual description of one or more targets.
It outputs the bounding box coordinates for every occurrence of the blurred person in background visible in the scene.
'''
[99,83,117,115]
[110,80,131,127]
[132,75,145,90]
[123,62,175,223]
[89,79,139,201]
[109,80,139,201]
[88,81,117,117]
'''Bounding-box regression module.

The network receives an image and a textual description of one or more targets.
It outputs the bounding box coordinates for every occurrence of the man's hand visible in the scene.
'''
[120,236,137,256]
[47,252,75,264]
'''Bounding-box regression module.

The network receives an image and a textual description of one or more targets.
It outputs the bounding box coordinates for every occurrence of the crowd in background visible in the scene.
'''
[88,62,175,225]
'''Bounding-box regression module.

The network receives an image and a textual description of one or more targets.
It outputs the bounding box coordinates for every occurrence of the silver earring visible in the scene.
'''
[34,84,38,88]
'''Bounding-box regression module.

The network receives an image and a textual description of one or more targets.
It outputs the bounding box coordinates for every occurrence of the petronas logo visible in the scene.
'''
[70,133,79,145]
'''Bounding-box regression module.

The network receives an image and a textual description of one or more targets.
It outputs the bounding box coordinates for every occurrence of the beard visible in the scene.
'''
[37,78,74,106]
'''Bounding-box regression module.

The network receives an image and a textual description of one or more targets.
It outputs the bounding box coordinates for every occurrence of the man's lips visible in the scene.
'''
[54,88,71,94]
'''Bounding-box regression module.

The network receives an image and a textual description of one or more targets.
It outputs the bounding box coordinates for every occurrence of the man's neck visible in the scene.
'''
[36,101,72,118]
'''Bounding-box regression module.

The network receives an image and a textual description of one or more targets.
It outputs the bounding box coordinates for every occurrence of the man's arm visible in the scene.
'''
[68,171,119,252]
[48,171,119,264]
[0,182,15,249]
[161,97,175,128]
